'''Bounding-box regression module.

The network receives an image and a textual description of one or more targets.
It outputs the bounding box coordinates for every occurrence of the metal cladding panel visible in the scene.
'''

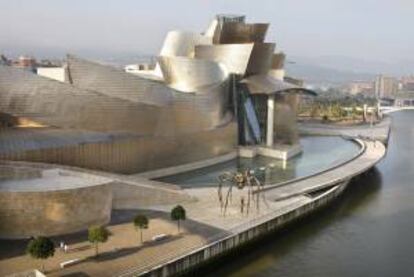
[0,123,237,174]
[214,22,269,44]
[241,74,298,95]
[274,96,299,144]
[0,62,231,135]
[67,55,173,106]
[272,53,286,70]
[0,65,160,134]
[66,56,230,128]
[159,31,212,57]
[245,43,275,76]
[194,44,254,75]
[157,56,229,93]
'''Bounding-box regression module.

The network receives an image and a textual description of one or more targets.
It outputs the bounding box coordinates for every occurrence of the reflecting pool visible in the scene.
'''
[157,136,360,187]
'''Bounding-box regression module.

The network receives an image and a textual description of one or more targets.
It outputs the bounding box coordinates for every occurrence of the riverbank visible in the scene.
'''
[0,137,387,277]
[205,110,414,277]
[298,116,391,144]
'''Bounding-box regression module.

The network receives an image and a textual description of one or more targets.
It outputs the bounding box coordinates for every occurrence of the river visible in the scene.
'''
[205,111,414,276]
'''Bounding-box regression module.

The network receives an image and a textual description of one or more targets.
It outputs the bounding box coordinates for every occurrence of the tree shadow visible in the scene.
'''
[84,234,182,262]
[59,272,91,277]
[0,209,227,260]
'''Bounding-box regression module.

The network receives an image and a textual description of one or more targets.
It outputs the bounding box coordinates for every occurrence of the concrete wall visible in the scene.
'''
[111,180,194,209]
[0,183,112,239]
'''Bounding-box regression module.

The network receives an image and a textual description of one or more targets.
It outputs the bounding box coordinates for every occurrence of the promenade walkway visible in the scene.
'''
[264,140,386,201]
[298,117,391,143]
[0,140,386,277]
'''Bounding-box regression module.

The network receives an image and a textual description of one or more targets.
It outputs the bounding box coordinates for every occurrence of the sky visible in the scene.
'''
[1,0,413,65]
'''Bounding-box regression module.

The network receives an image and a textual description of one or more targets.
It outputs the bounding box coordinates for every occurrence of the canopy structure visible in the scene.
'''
[240,74,317,96]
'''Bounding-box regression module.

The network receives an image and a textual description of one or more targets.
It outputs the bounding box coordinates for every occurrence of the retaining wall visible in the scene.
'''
[121,182,348,277]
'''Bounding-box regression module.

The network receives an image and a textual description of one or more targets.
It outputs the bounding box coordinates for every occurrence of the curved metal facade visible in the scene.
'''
[67,55,173,106]
[67,56,231,130]
[158,56,229,93]
[245,43,276,76]
[0,125,237,174]
[159,31,212,58]
[213,22,269,44]
[0,65,161,134]
[271,53,286,70]
[0,13,314,175]
[194,44,254,75]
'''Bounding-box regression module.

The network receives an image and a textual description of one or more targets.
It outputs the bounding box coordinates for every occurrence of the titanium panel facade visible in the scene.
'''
[272,53,286,70]
[158,56,229,93]
[245,43,276,76]
[0,65,161,134]
[0,125,237,174]
[159,31,212,58]
[213,22,269,44]
[67,55,173,106]
[194,44,254,75]
[67,56,232,131]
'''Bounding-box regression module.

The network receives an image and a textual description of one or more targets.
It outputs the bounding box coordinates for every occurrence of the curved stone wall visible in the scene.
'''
[0,175,112,239]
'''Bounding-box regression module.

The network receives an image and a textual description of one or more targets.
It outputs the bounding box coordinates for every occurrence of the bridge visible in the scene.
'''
[379,106,414,114]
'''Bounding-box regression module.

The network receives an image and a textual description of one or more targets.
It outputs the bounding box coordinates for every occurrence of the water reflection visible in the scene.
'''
[158,136,360,187]
[204,112,414,277]
[202,168,383,277]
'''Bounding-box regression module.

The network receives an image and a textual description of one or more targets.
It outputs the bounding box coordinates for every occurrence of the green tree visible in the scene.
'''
[133,214,149,244]
[26,236,55,273]
[88,226,109,256]
[171,205,186,234]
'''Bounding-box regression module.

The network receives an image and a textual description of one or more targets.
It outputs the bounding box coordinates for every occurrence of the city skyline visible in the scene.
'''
[1,0,414,66]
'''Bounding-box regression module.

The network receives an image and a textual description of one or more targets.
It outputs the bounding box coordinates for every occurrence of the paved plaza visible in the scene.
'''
[0,138,386,276]
[0,210,227,277]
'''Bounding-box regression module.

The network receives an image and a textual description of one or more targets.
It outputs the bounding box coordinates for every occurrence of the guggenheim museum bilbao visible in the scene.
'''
[0,14,315,238]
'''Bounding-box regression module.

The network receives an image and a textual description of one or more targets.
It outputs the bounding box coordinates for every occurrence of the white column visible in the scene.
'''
[266,95,275,147]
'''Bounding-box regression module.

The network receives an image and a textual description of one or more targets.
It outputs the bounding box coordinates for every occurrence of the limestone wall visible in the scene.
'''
[0,183,112,239]
[111,181,194,209]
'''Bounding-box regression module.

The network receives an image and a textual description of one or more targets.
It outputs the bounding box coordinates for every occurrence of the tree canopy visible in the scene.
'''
[88,225,109,256]
[133,215,149,230]
[88,226,109,244]
[26,236,55,260]
[171,205,186,233]
[133,214,149,243]
[171,205,186,221]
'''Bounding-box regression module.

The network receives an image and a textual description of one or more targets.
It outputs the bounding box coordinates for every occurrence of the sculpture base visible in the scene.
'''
[238,144,302,160]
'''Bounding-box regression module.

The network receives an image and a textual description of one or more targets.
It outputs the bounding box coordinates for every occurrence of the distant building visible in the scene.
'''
[346,81,374,95]
[12,55,37,72]
[404,83,414,91]
[401,75,414,91]
[374,75,399,99]
[16,55,36,67]
[394,91,414,107]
